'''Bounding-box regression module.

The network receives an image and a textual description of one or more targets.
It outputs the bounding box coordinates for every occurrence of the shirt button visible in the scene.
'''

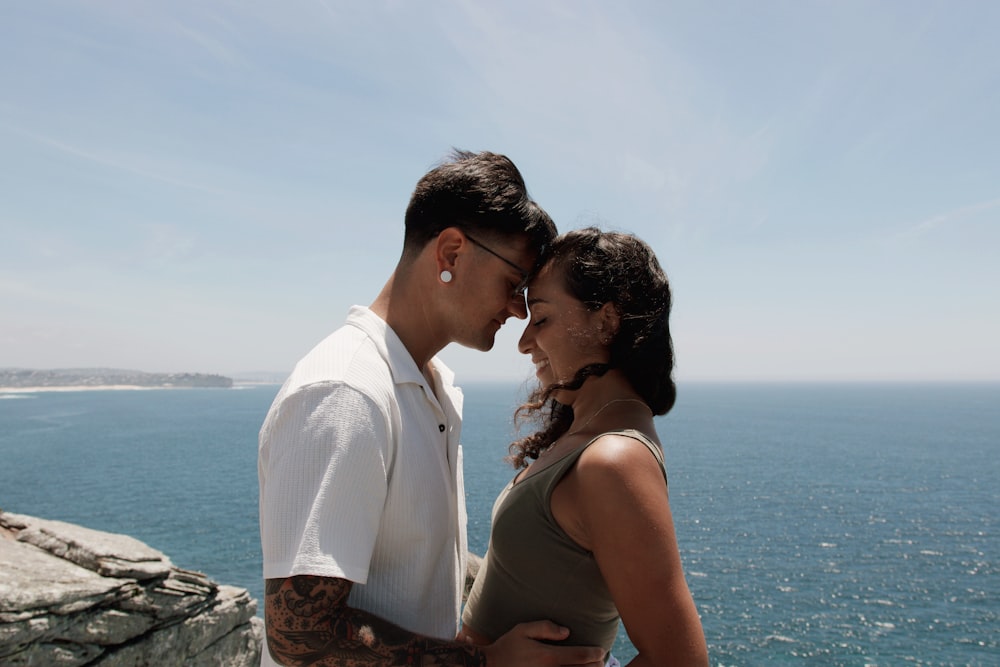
[438,424,446,432]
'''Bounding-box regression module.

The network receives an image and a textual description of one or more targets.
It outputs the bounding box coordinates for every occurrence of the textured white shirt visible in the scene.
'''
[258,306,467,661]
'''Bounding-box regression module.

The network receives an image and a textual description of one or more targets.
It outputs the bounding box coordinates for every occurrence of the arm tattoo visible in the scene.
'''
[265,575,487,666]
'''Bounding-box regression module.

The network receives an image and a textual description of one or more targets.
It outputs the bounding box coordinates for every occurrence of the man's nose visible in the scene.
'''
[508,293,528,320]
[517,321,534,355]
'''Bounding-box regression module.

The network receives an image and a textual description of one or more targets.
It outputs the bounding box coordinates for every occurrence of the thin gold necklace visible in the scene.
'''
[567,398,649,437]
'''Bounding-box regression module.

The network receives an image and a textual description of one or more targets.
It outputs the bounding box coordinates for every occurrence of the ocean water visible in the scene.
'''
[1,382,996,666]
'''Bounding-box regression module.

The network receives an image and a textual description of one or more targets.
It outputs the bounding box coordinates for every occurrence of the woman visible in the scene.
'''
[461,228,709,666]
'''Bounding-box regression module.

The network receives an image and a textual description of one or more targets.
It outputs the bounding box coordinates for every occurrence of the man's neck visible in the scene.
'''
[369,270,445,375]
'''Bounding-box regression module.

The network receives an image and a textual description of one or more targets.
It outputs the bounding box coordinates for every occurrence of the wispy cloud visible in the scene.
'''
[169,19,243,67]
[903,197,1000,237]
[5,123,238,197]
[315,0,338,22]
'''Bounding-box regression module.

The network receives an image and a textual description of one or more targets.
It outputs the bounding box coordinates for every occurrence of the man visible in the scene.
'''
[258,150,605,667]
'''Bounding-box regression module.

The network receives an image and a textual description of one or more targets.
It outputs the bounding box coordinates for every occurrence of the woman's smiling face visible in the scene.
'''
[517,261,610,388]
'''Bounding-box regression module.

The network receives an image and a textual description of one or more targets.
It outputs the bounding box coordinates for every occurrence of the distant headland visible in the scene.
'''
[0,368,234,390]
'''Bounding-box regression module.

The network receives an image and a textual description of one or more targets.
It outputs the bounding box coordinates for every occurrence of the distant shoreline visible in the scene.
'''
[0,368,237,391]
[0,385,217,393]
[0,382,283,394]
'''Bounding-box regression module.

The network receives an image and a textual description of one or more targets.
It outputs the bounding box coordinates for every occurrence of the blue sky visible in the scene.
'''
[2,1,998,382]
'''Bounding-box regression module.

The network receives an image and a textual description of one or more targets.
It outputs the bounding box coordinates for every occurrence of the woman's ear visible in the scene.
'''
[598,302,620,344]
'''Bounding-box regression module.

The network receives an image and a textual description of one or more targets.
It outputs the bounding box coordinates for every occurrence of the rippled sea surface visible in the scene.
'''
[2,382,997,666]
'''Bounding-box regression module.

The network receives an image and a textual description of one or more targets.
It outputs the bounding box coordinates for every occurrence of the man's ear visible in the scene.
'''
[434,227,465,276]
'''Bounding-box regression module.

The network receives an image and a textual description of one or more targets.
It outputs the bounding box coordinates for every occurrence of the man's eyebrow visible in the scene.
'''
[526,297,547,306]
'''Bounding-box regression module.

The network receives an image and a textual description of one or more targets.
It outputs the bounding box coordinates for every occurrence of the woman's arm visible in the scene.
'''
[552,434,709,666]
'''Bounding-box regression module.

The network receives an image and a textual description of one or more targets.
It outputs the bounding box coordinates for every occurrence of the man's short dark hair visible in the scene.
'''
[403,149,556,258]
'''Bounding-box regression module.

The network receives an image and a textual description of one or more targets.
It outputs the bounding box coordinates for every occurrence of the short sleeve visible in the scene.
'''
[259,382,390,582]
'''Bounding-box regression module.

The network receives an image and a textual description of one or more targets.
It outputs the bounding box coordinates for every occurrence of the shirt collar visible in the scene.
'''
[345,305,454,390]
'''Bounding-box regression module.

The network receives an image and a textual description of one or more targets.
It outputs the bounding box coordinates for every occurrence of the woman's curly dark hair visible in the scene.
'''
[508,227,676,468]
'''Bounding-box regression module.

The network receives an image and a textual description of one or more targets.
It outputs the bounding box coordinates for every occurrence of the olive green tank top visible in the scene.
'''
[461,429,667,650]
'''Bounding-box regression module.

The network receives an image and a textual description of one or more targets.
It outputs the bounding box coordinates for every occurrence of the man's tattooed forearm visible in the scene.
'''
[403,641,487,667]
[265,576,486,666]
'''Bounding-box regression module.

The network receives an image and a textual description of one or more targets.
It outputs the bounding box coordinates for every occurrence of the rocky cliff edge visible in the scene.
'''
[0,511,262,666]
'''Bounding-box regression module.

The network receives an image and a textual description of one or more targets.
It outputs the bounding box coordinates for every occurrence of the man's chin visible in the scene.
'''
[467,333,496,353]
[453,325,500,353]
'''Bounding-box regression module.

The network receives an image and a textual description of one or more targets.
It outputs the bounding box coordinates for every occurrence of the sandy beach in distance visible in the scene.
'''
[1,385,171,393]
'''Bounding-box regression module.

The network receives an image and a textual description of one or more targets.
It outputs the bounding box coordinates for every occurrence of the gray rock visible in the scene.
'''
[0,511,262,667]
[464,551,482,601]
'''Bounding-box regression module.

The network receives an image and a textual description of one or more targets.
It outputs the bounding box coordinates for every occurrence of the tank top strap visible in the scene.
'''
[613,428,667,484]
[543,429,667,495]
